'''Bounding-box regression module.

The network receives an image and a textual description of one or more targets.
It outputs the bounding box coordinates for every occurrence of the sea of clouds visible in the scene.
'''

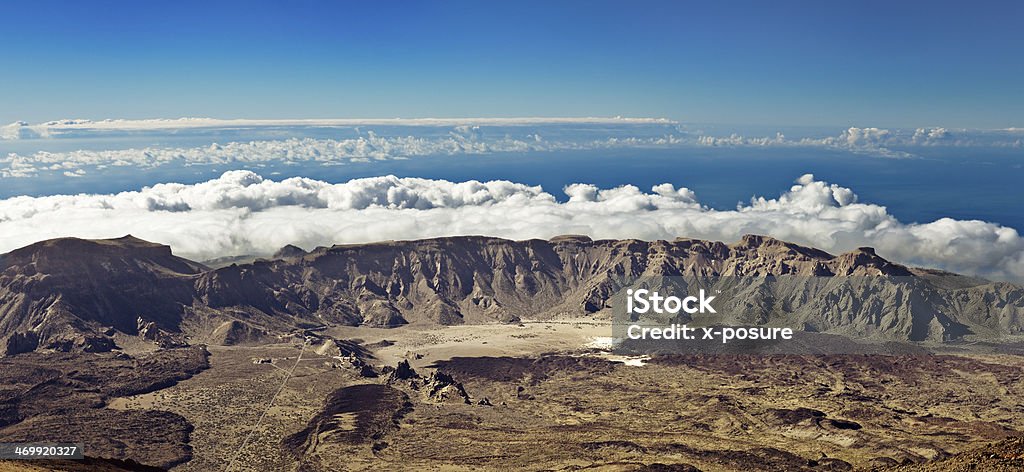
[3,118,1022,178]
[0,132,682,178]
[1,171,1022,282]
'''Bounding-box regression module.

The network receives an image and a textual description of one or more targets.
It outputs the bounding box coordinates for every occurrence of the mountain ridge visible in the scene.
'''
[1,234,1021,355]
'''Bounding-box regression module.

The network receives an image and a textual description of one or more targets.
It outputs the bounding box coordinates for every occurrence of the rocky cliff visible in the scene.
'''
[1,234,1022,354]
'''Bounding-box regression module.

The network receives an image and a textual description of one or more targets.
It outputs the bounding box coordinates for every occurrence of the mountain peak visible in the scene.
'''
[273,244,308,259]
[1,235,204,275]
[831,246,911,276]
[729,234,835,261]
[737,234,777,247]
[549,235,593,244]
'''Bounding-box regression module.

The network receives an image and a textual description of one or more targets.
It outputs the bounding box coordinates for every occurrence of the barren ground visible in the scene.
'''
[3,320,1023,471]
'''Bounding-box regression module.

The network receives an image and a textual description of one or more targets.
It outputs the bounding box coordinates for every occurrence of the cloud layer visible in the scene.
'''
[1,171,1022,282]
[4,121,1022,179]
[1,128,683,178]
[0,117,675,140]
[696,127,1024,158]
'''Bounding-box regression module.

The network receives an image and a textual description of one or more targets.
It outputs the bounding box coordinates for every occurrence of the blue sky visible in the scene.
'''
[1,0,1021,128]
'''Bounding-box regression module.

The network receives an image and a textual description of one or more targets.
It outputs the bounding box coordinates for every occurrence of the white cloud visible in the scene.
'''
[0,116,675,140]
[0,121,37,140]
[1,171,1022,282]
[4,121,1022,178]
[1,130,690,178]
[695,126,1024,158]
[697,128,914,158]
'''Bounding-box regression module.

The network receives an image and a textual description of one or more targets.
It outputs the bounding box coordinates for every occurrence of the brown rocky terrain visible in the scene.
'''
[1,235,1023,471]
[0,346,209,469]
[0,322,1021,471]
[890,436,1024,471]
[0,236,206,355]
[2,234,1023,356]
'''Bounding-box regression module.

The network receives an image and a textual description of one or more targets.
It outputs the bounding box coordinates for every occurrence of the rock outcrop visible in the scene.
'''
[4,331,38,356]
[385,360,471,404]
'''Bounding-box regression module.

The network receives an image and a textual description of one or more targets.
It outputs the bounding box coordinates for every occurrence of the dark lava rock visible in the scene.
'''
[359,364,379,378]
[285,384,412,460]
[387,360,418,382]
[4,331,39,356]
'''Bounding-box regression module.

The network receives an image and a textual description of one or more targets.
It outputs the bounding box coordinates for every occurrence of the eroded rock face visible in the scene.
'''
[137,317,189,349]
[187,234,944,328]
[423,370,472,404]
[0,235,204,355]
[4,331,38,356]
[2,234,1023,353]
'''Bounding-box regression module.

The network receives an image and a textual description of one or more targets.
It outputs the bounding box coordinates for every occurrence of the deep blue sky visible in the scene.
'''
[2,0,1021,128]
